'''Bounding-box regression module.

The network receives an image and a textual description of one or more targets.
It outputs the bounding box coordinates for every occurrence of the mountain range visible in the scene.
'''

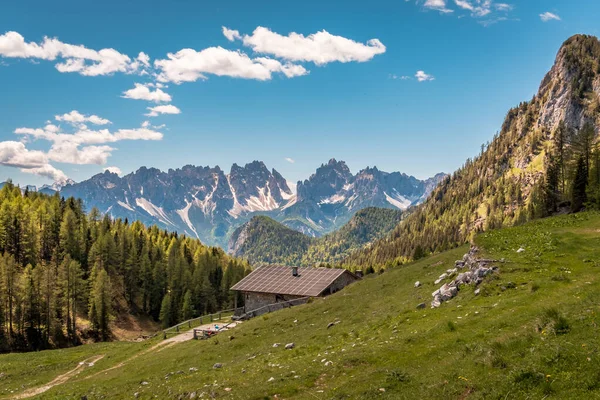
[54,159,445,248]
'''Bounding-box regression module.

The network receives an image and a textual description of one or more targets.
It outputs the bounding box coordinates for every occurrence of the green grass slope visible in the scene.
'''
[1,212,599,399]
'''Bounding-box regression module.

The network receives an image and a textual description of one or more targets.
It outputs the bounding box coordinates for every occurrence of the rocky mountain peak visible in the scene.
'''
[538,34,600,132]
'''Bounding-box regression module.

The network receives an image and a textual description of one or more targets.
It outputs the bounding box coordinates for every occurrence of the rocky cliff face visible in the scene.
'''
[60,159,445,248]
[344,34,600,268]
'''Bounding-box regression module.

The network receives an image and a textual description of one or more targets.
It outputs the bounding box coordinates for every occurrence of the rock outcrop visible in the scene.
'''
[431,246,498,308]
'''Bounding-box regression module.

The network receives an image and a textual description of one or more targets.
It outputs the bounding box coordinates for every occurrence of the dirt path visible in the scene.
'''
[11,321,243,398]
[12,355,104,399]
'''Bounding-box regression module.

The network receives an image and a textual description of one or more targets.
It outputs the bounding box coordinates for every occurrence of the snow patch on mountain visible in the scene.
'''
[384,192,412,210]
[176,200,199,239]
[135,197,174,226]
[319,193,346,205]
[117,200,134,212]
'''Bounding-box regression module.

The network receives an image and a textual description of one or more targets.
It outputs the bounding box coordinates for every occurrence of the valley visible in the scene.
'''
[0,212,598,399]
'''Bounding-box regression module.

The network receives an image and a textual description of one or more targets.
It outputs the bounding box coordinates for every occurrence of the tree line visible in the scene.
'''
[0,183,249,352]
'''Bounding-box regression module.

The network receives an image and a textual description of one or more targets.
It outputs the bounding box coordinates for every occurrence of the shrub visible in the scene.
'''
[447,321,457,332]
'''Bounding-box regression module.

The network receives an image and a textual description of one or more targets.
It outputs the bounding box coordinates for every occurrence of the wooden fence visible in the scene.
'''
[161,307,243,339]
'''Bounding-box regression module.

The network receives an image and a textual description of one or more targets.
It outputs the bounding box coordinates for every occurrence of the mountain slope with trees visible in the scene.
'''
[0,183,249,353]
[229,207,403,266]
[343,34,600,269]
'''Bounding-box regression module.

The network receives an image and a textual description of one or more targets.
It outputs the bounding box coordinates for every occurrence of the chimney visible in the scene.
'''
[355,270,363,278]
[292,266,299,277]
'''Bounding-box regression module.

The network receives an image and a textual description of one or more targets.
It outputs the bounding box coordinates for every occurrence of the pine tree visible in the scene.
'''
[89,268,111,340]
[181,290,194,321]
[572,156,588,212]
[159,292,172,328]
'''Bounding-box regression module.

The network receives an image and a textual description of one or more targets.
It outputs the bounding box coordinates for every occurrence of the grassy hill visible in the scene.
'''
[1,212,599,399]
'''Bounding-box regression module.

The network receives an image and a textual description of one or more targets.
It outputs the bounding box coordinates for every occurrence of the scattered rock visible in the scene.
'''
[517,247,525,253]
[474,288,480,296]
[224,388,232,392]
[431,246,497,308]
[140,381,149,386]
[189,392,197,399]
[213,363,222,369]
[414,281,421,288]
[272,343,280,348]
[134,393,139,399]
[268,377,275,382]
[327,322,335,329]
[189,367,198,372]
[324,361,333,366]
[285,343,295,350]
[417,302,426,309]
[379,388,386,392]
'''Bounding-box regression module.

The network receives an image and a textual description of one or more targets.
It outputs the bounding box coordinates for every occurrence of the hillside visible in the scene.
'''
[1,212,598,399]
[344,34,600,269]
[0,182,249,353]
[229,207,403,266]
[58,160,443,248]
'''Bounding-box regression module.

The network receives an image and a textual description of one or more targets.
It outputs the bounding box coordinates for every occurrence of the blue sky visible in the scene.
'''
[0,0,598,187]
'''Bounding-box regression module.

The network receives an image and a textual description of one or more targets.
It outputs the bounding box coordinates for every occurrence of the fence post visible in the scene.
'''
[193,330,197,340]
[188,320,191,328]
[176,325,179,333]
[210,314,213,322]
[163,331,166,340]
[218,312,221,320]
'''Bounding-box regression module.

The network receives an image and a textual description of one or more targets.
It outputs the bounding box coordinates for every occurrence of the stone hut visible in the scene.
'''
[231,266,359,312]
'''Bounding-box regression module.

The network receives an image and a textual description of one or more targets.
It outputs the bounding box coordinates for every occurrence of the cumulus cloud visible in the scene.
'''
[122,83,172,103]
[424,0,454,13]
[145,104,181,117]
[415,70,435,82]
[454,0,492,17]
[239,27,386,65]
[415,0,514,23]
[222,27,241,42]
[0,31,144,76]
[0,141,67,183]
[540,12,561,22]
[104,166,122,175]
[4,111,165,182]
[285,157,295,164]
[154,46,308,83]
[55,110,111,126]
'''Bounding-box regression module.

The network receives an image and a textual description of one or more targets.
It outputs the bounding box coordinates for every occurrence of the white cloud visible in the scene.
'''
[415,70,435,82]
[154,46,308,83]
[285,157,295,164]
[48,143,114,165]
[5,112,165,182]
[55,110,111,126]
[454,0,492,17]
[494,3,512,11]
[239,27,386,65]
[0,141,48,168]
[145,104,181,117]
[390,74,411,80]
[0,141,68,183]
[137,52,150,67]
[540,12,561,22]
[222,27,241,42]
[103,166,122,175]
[424,0,454,13]
[22,164,68,182]
[122,83,172,103]
[114,128,164,140]
[0,31,143,76]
